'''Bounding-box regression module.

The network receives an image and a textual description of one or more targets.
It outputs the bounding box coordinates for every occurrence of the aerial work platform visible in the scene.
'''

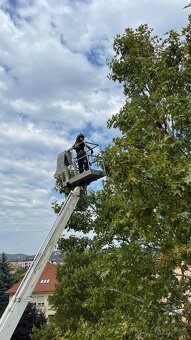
[56,141,105,188]
[61,169,104,188]
[0,141,105,339]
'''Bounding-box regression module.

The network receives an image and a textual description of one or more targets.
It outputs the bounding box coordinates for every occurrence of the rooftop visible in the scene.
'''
[5,262,57,295]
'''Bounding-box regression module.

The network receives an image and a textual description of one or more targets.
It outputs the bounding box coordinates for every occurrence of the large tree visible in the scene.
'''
[11,302,47,340]
[33,15,191,339]
[91,15,191,338]
[0,253,14,317]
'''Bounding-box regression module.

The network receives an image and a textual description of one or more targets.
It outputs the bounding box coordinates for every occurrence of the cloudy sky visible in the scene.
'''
[0,0,189,255]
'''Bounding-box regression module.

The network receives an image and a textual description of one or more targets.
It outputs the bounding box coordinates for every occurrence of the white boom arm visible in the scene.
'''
[0,186,81,340]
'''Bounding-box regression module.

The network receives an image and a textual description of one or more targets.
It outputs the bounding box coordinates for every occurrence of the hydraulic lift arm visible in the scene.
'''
[0,186,81,340]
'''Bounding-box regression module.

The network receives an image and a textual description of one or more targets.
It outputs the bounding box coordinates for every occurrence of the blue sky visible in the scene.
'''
[0,0,189,254]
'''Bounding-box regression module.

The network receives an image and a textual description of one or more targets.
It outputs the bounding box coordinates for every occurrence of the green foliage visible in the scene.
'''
[12,267,27,284]
[31,323,63,340]
[49,236,101,333]
[105,16,191,253]
[11,302,47,340]
[0,253,14,317]
[53,189,98,233]
[36,15,191,339]
[54,171,76,197]
[102,15,191,338]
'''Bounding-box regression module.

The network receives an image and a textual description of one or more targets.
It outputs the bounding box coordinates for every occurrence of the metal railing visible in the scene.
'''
[72,141,104,173]
[56,141,105,183]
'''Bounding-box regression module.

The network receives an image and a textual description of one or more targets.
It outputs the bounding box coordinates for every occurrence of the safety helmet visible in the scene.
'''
[76,133,85,140]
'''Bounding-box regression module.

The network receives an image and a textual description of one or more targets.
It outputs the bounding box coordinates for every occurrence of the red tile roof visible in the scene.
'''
[5,262,57,295]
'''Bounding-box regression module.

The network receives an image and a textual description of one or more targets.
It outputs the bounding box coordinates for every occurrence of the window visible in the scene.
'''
[37,296,45,305]
[40,279,50,284]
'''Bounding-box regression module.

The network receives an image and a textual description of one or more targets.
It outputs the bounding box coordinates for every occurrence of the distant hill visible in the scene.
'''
[1,251,63,263]
[6,254,34,261]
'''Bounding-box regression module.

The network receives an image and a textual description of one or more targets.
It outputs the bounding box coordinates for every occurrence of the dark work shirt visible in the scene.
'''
[73,141,85,153]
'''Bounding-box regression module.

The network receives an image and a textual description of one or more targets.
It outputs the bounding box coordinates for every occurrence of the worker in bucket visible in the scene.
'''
[73,133,93,173]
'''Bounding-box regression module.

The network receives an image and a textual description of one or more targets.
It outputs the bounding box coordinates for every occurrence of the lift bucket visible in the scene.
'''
[56,142,105,188]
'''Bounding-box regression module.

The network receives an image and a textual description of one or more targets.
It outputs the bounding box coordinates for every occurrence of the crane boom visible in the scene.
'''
[0,186,81,340]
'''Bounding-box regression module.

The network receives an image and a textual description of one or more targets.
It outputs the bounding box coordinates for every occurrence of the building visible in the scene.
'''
[5,262,57,319]
[9,259,34,273]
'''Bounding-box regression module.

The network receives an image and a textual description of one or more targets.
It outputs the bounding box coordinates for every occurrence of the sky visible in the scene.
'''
[0,0,189,255]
